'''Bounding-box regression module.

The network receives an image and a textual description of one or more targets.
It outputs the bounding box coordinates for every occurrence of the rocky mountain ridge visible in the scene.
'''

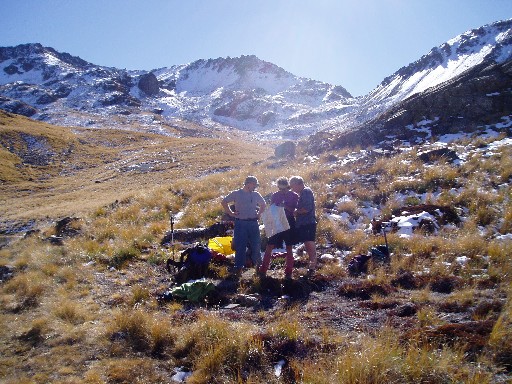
[303,19,512,153]
[0,19,511,143]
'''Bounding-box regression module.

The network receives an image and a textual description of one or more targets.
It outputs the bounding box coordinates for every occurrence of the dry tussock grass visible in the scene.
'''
[290,327,492,383]
[0,112,273,226]
[173,312,264,382]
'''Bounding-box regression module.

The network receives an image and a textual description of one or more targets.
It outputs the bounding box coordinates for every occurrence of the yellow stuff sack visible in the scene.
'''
[208,236,234,255]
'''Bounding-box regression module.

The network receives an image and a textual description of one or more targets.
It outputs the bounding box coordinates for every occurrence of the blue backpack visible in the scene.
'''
[166,244,212,283]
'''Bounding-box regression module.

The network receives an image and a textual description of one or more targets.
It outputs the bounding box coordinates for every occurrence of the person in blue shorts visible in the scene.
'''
[289,176,317,275]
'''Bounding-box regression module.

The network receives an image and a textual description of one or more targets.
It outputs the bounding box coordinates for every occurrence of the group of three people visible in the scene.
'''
[221,175,317,279]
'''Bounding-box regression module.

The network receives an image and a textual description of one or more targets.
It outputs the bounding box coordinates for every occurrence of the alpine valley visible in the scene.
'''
[2,18,512,384]
[1,18,511,147]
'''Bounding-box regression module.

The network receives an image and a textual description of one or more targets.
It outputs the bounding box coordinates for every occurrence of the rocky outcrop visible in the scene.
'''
[138,72,159,96]
[54,217,81,237]
[274,141,296,158]
[0,96,37,117]
[303,57,512,154]
[418,148,460,163]
[0,265,14,282]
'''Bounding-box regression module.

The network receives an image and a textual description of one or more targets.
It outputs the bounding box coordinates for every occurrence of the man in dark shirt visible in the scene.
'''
[289,176,317,274]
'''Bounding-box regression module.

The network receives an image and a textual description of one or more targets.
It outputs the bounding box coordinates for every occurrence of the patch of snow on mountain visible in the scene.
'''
[0,60,44,85]
[176,66,239,95]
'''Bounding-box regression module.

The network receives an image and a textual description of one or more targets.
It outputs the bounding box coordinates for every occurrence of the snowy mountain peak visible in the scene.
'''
[445,18,512,63]
[0,43,91,72]
[362,18,512,121]
[0,46,355,138]
[385,19,512,86]
[176,55,294,94]
[156,54,341,97]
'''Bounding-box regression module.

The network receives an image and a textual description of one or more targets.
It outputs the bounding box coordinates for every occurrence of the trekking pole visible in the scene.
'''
[382,222,389,256]
[170,211,175,258]
[168,211,178,273]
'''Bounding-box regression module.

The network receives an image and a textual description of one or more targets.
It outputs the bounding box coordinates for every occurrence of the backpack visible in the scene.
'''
[370,245,390,264]
[166,244,212,284]
[347,254,372,276]
[347,245,391,277]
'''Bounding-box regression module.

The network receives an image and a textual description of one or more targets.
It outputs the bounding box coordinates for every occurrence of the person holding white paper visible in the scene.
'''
[259,177,298,279]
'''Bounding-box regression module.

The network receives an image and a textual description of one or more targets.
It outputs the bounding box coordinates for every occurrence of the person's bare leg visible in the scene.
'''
[305,241,316,270]
[259,244,274,276]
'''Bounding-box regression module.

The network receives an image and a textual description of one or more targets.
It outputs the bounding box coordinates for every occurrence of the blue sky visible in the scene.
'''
[2,0,511,96]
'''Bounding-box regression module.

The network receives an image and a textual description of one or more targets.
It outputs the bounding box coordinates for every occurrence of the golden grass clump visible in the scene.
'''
[488,288,512,371]
[107,308,174,356]
[290,327,492,384]
[129,284,151,307]
[323,220,369,252]
[500,202,512,234]
[366,153,419,179]
[3,271,47,310]
[104,358,168,384]
[174,313,262,383]
[421,164,459,189]
[53,299,88,324]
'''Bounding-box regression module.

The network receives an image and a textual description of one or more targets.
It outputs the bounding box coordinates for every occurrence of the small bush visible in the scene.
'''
[3,272,46,310]
[110,246,140,268]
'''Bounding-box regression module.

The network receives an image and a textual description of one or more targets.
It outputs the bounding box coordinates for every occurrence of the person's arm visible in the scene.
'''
[221,193,237,217]
[285,192,299,214]
[256,194,266,219]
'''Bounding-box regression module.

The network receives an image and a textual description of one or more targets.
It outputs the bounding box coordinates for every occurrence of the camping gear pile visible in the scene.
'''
[158,212,235,303]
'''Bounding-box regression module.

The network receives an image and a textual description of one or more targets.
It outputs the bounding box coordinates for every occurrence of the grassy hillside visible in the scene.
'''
[0,111,273,230]
[0,112,511,383]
